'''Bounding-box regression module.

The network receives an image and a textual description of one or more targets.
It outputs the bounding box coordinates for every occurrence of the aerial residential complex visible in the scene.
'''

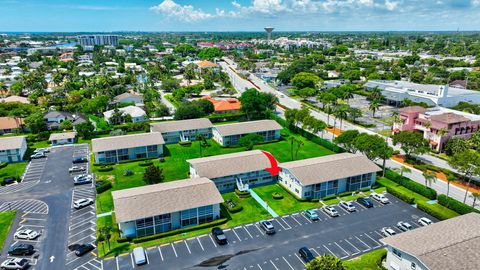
[91,132,164,163]
[382,213,480,270]
[364,80,480,107]
[393,106,480,151]
[113,177,223,238]
[212,119,282,146]
[0,136,27,163]
[150,118,213,144]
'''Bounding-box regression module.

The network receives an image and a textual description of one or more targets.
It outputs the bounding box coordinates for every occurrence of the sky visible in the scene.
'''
[2,0,480,32]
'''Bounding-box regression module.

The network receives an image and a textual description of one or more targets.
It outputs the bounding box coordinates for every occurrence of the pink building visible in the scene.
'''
[393,106,480,152]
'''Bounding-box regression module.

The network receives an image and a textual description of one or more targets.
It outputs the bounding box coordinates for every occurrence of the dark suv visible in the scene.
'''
[75,244,95,257]
[357,197,374,208]
[299,247,315,263]
[211,227,227,245]
[8,244,35,256]
[72,157,88,164]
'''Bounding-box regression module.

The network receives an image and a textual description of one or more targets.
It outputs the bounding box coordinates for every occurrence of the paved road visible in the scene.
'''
[221,57,478,209]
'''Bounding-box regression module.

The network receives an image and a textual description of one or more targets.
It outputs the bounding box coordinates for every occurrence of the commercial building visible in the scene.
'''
[49,132,76,146]
[393,106,480,152]
[364,80,480,107]
[112,177,223,238]
[188,150,275,192]
[381,213,480,270]
[212,120,282,146]
[279,153,380,199]
[77,35,119,47]
[150,118,213,144]
[0,136,27,163]
[92,133,164,163]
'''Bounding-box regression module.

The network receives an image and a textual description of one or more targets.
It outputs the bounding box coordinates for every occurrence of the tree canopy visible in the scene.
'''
[238,88,278,120]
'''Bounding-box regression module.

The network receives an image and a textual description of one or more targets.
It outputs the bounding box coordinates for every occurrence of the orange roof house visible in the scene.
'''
[0,117,25,134]
[202,96,241,114]
[196,60,219,69]
[60,52,74,62]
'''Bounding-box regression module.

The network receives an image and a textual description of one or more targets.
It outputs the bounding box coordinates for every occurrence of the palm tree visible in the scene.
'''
[334,105,349,131]
[342,89,354,104]
[369,86,382,100]
[422,171,436,187]
[394,166,411,177]
[196,134,206,157]
[469,192,480,208]
[369,99,380,118]
[348,108,362,123]
[391,111,400,130]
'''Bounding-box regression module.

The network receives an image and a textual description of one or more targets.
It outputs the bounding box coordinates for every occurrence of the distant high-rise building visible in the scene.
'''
[77,35,119,47]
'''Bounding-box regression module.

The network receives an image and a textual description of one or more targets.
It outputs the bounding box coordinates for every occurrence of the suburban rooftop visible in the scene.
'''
[280,153,381,185]
[49,132,77,141]
[381,213,480,270]
[0,135,26,151]
[112,177,224,223]
[150,118,213,133]
[213,120,282,137]
[91,132,164,153]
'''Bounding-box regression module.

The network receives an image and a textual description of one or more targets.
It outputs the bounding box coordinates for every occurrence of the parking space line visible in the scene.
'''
[196,237,204,251]
[278,217,292,230]
[309,248,321,256]
[254,223,264,235]
[300,212,312,223]
[232,228,242,242]
[355,236,371,251]
[130,253,135,268]
[243,226,253,238]
[290,213,302,226]
[158,246,164,261]
[282,256,294,270]
[364,233,381,248]
[145,249,150,264]
[257,263,263,270]
[344,239,361,255]
[373,230,384,238]
[68,227,95,239]
[209,234,217,247]
[184,240,191,254]
[171,243,178,257]
[322,244,335,256]
[334,242,350,258]
[269,260,279,270]
[294,253,305,265]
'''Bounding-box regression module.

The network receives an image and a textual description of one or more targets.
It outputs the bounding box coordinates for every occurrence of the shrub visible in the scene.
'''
[272,192,284,200]
[322,194,337,201]
[234,189,251,198]
[93,162,115,167]
[384,170,437,200]
[96,181,113,194]
[139,161,154,167]
[0,162,7,169]
[97,166,113,172]
[417,201,456,221]
[132,218,228,243]
[386,186,415,204]
[338,191,353,197]
[123,170,133,176]
[360,187,371,192]
[223,202,243,213]
[392,150,401,155]
[159,157,165,163]
[179,141,192,146]
[437,194,480,215]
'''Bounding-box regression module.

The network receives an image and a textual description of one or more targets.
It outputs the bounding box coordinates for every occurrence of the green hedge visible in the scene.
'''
[178,141,192,146]
[272,192,284,200]
[93,157,161,167]
[338,191,354,197]
[322,194,337,201]
[139,161,154,167]
[386,186,415,204]
[97,166,113,172]
[438,194,480,215]
[0,162,7,169]
[234,189,251,198]
[96,181,113,194]
[132,218,228,243]
[417,201,454,221]
[222,202,243,213]
[384,170,437,200]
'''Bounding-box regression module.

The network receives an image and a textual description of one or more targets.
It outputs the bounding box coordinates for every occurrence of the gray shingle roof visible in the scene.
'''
[150,118,213,133]
[188,150,271,179]
[49,132,76,141]
[112,177,224,223]
[381,213,480,270]
[280,153,381,186]
[0,136,26,151]
[213,120,282,137]
[91,132,164,153]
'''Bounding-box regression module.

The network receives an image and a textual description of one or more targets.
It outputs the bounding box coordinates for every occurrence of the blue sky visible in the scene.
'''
[2,0,480,32]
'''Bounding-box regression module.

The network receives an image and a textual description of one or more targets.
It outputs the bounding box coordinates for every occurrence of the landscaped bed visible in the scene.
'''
[343,249,387,270]
[0,211,16,252]
[0,162,27,180]
[253,184,321,215]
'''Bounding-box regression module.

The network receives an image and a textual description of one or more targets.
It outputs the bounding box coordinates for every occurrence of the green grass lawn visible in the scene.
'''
[222,192,272,226]
[0,162,27,179]
[253,184,321,215]
[344,249,387,270]
[0,211,16,252]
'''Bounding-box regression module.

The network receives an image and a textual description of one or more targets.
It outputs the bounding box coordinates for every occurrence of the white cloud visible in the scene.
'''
[385,0,399,11]
[150,0,213,22]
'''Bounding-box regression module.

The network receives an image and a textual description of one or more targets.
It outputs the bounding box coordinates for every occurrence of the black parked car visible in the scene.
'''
[357,197,374,208]
[3,177,16,185]
[298,247,315,263]
[8,244,35,256]
[72,157,88,164]
[74,244,95,257]
[211,227,227,245]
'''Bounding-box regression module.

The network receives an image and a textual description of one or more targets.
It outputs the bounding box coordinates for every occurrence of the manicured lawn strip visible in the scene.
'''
[0,162,27,179]
[0,211,16,252]
[340,194,362,202]
[344,249,387,270]
[323,198,340,205]
[253,184,321,215]
[222,192,272,226]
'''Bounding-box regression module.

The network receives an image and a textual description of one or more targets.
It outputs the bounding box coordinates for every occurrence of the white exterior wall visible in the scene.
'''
[385,246,428,270]
[212,128,224,145]
[50,138,74,146]
[278,169,305,197]
[0,138,27,163]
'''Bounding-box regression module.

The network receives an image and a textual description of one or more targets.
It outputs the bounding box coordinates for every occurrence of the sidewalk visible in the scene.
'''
[249,189,279,218]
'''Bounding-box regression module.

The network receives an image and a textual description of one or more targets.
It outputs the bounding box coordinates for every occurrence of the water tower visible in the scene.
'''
[264,27,274,41]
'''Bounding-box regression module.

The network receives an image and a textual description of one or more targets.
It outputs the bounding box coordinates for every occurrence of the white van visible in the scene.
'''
[132,247,147,265]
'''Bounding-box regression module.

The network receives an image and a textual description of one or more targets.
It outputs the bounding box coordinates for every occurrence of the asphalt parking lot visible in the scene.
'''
[0,157,47,194]
[102,193,436,270]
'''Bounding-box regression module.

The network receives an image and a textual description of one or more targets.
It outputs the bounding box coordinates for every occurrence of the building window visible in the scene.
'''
[181,208,198,227]
[392,248,402,258]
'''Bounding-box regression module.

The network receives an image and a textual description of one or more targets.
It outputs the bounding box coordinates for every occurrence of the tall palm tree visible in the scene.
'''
[394,166,411,177]
[422,171,436,187]
[334,105,349,131]
[342,89,354,105]
[369,99,380,118]
[469,192,480,208]
[196,134,206,157]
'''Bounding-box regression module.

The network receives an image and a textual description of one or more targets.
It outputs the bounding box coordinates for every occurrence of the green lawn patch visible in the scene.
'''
[323,198,341,205]
[253,184,321,215]
[0,211,16,252]
[344,249,387,270]
[0,162,27,179]
[222,192,272,226]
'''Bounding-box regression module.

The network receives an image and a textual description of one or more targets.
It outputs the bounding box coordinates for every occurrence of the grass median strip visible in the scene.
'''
[0,211,16,252]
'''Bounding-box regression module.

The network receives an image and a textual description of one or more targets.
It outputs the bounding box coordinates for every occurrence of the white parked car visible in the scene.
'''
[371,192,389,204]
[418,217,433,226]
[73,198,94,209]
[1,258,29,270]
[69,166,86,173]
[14,229,40,240]
[339,201,356,212]
[397,221,413,231]
[381,227,397,237]
[322,206,339,217]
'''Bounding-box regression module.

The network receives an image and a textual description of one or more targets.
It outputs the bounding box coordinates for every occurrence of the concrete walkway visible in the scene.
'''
[249,189,279,218]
